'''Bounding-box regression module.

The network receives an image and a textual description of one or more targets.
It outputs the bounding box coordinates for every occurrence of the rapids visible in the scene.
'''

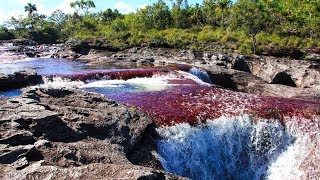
[157,115,293,179]
[1,57,319,179]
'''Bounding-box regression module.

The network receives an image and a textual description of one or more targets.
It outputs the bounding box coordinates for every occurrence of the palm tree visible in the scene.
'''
[70,0,95,14]
[24,3,37,15]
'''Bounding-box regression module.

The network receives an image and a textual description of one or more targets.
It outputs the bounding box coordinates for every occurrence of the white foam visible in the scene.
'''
[267,136,307,180]
[267,116,320,180]
[80,77,172,91]
[156,115,303,180]
[188,67,212,84]
[178,70,212,86]
[37,76,85,89]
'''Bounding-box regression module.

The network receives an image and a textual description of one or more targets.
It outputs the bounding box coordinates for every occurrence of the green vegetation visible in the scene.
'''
[1,0,320,54]
[0,26,14,40]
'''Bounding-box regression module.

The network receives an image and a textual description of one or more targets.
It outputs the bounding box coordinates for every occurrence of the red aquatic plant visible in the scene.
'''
[58,65,191,82]
[108,81,320,127]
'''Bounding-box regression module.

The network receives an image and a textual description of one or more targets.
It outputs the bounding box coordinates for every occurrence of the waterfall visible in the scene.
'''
[156,115,313,180]
[188,67,212,84]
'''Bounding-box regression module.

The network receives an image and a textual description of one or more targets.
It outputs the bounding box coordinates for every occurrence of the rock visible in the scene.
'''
[0,51,28,61]
[56,48,79,59]
[0,144,36,164]
[272,70,297,87]
[37,140,130,167]
[271,69,320,89]
[247,57,320,88]
[24,51,36,58]
[11,39,37,46]
[305,53,320,61]
[203,66,266,92]
[211,55,218,61]
[261,46,305,59]
[0,71,43,90]
[201,66,320,99]
[232,56,251,73]
[34,140,51,149]
[246,84,320,98]
[0,130,36,146]
[14,157,29,170]
[0,87,170,178]
[247,58,288,83]
[1,163,186,180]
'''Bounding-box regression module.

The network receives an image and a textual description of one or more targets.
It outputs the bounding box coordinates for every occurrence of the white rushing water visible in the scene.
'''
[80,77,171,92]
[188,67,212,84]
[39,76,85,89]
[78,70,211,95]
[26,70,210,97]
[156,115,319,180]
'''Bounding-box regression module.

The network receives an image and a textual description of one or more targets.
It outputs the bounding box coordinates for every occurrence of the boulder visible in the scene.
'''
[271,69,320,89]
[55,48,79,59]
[200,64,320,98]
[0,71,43,90]
[232,56,251,73]
[247,57,320,89]
[203,66,266,92]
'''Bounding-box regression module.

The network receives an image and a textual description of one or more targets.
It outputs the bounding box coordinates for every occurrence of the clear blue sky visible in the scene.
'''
[0,0,204,25]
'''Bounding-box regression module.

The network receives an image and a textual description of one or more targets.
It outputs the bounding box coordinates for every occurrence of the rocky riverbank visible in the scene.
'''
[0,87,184,179]
[55,43,320,99]
[0,42,319,179]
[0,40,61,61]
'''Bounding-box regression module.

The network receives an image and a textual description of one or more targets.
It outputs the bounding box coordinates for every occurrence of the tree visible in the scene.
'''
[24,3,37,15]
[216,0,231,27]
[49,10,66,27]
[202,0,231,27]
[189,3,204,26]
[70,0,96,15]
[232,0,269,54]
[203,0,218,26]
[99,9,123,23]
[135,1,172,30]
[151,1,173,30]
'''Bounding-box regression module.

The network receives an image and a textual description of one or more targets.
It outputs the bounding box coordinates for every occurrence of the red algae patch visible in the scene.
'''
[60,69,163,81]
[108,84,320,127]
[59,65,192,82]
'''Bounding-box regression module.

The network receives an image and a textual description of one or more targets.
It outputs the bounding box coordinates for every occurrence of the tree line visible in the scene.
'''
[0,0,319,54]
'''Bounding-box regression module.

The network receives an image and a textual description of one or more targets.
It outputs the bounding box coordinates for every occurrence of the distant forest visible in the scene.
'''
[1,0,319,54]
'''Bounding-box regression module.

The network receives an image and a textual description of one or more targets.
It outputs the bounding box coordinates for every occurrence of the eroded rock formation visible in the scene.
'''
[0,87,183,179]
[0,71,43,90]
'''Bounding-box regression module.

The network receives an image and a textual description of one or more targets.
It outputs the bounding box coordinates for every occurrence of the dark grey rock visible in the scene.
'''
[0,71,43,90]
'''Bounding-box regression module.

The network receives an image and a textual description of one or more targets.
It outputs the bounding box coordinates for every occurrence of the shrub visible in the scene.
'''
[0,26,14,40]
[197,26,221,43]
[163,28,195,48]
